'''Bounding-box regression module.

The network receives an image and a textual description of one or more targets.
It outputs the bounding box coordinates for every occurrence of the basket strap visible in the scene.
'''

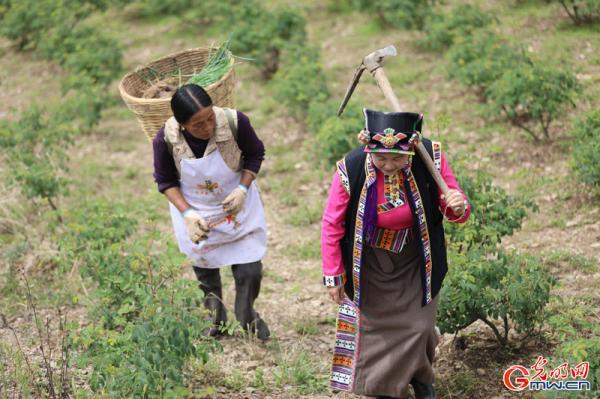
[223,108,238,142]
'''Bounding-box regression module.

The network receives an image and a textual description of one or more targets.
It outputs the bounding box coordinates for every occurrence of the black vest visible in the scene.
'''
[340,139,448,306]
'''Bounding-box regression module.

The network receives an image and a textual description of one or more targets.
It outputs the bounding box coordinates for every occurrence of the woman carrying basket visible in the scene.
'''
[153,84,269,340]
[321,109,470,398]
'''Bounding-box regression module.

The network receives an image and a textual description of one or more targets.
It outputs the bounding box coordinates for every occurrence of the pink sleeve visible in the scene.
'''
[321,171,350,286]
[437,153,471,223]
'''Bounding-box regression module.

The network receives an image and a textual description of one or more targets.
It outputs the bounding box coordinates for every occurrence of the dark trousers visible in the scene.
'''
[193,261,263,330]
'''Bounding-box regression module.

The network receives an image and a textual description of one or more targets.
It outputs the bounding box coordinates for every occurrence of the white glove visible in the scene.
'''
[222,185,247,215]
[182,209,209,243]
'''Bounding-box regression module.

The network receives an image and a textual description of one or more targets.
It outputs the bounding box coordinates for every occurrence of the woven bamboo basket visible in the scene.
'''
[118,47,235,141]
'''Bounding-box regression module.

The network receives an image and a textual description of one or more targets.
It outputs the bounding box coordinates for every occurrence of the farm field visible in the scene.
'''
[0,1,598,398]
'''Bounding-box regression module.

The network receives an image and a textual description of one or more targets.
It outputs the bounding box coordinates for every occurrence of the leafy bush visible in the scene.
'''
[0,0,104,49]
[351,0,437,30]
[545,295,599,398]
[0,106,76,208]
[420,5,495,51]
[274,45,330,117]
[61,200,216,397]
[445,167,535,251]
[41,23,122,86]
[552,338,599,397]
[447,31,531,96]
[438,250,554,346]
[308,100,364,164]
[75,270,215,397]
[571,110,600,191]
[0,0,122,87]
[227,2,306,78]
[0,0,121,212]
[439,161,548,345]
[0,84,109,209]
[134,0,195,16]
[486,62,582,141]
[555,0,600,24]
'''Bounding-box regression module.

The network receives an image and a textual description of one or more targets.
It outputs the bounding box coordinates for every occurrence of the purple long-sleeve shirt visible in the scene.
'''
[153,110,265,193]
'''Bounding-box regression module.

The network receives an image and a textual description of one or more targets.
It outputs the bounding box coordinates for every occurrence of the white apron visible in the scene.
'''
[169,149,267,268]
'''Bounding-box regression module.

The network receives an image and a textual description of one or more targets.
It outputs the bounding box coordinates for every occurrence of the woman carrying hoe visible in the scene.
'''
[322,109,470,398]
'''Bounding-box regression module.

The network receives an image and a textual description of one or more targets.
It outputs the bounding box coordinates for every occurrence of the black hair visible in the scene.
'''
[170,84,213,124]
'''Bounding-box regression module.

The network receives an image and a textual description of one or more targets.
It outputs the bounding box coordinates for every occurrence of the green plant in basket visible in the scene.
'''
[187,41,233,88]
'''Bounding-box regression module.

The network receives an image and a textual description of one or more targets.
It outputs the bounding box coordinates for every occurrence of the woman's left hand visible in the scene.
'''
[441,189,465,217]
[222,186,247,215]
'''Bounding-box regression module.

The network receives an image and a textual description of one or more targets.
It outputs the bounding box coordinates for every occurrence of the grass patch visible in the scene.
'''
[285,203,322,226]
[223,370,247,390]
[437,368,479,398]
[284,239,321,260]
[272,350,328,394]
[293,318,320,336]
[546,294,598,341]
[544,250,599,273]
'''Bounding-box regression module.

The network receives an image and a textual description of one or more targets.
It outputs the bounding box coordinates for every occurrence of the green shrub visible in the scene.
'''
[310,101,363,164]
[135,0,196,16]
[438,250,554,346]
[0,0,104,49]
[62,200,216,397]
[351,0,437,30]
[0,0,122,87]
[555,0,600,25]
[42,23,122,86]
[75,275,214,397]
[306,99,340,134]
[420,5,495,51]
[274,45,330,117]
[0,84,109,208]
[315,118,360,165]
[439,160,548,346]
[447,31,531,96]
[445,165,535,251]
[486,62,582,141]
[549,338,599,398]
[0,106,77,208]
[228,2,306,79]
[571,110,600,191]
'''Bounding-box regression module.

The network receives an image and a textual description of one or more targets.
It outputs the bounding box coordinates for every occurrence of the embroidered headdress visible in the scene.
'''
[363,108,423,155]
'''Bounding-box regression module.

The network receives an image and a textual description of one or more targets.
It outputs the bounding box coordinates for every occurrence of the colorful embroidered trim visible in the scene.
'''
[323,273,346,287]
[350,154,376,307]
[432,141,442,172]
[377,200,403,213]
[383,174,405,202]
[330,299,360,392]
[336,159,350,195]
[367,227,411,253]
[378,174,405,213]
[404,168,433,305]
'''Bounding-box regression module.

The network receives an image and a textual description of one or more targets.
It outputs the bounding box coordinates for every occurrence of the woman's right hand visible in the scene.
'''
[327,285,346,305]
[357,129,369,145]
[182,209,209,243]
